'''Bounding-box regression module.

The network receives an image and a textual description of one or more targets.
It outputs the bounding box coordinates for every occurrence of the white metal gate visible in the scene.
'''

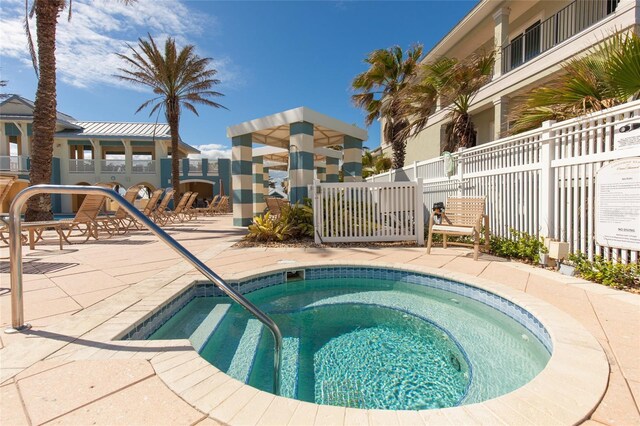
[312,179,424,245]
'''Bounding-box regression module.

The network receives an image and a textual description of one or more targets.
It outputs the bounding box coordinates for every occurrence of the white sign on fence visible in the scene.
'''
[615,124,640,150]
[595,158,640,251]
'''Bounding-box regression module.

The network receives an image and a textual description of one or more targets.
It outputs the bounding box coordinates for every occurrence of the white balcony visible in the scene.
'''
[68,159,95,173]
[0,155,29,172]
[132,159,156,174]
[101,159,126,173]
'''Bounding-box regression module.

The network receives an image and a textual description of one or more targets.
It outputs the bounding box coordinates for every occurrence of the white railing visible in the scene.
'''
[0,155,29,172]
[312,179,424,244]
[368,99,640,263]
[68,159,95,173]
[188,159,203,176]
[207,161,219,175]
[132,159,155,174]
[101,159,126,173]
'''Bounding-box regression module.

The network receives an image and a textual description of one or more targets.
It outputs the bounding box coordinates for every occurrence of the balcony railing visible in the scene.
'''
[502,0,620,74]
[207,161,218,175]
[187,159,204,176]
[68,159,95,173]
[101,159,126,173]
[132,159,156,174]
[0,156,29,172]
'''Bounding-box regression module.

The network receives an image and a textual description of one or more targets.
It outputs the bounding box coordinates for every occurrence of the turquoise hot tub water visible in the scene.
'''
[145,274,550,410]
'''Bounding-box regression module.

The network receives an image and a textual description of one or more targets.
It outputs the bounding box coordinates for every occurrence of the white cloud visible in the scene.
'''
[190,143,231,160]
[0,0,235,89]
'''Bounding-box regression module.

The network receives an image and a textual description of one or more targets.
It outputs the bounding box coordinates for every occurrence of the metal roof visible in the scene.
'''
[54,121,199,154]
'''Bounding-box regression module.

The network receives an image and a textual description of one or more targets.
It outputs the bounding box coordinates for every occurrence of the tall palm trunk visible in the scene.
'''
[167,100,181,206]
[26,0,63,222]
[455,113,476,149]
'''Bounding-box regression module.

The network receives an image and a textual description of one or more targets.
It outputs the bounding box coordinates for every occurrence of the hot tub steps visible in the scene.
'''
[227,319,263,383]
[189,303,231,352]
[280,337,300,398]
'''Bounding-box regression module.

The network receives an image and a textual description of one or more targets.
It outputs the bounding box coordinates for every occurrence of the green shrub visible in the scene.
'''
[489,228,547,264]
[246,212,292,241]
[568,253,639,289]
[246,200,314,241]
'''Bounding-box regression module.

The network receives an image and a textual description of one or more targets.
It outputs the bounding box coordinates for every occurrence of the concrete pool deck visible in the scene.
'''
[0,215,638,425]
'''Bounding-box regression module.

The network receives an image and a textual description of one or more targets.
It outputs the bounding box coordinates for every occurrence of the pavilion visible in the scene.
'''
[227,107,368,226]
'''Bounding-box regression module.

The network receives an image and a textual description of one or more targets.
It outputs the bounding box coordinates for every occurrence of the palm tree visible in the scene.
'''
[116,35,226,205]
[23,1,134,221]
[403,51,494,152]
[22,1,65,221]
[510,32,640,134]
[362,150,392,178]
[352,45,423,169]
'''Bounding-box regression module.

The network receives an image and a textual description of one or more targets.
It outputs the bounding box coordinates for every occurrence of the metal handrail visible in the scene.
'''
[6,185,282,394]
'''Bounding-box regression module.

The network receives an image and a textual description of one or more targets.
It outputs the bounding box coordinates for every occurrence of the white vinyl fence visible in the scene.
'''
[312,180,424,245]
[368,100,640,263]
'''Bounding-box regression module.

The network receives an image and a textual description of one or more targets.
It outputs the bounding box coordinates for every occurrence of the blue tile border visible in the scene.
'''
[122,267,552,355]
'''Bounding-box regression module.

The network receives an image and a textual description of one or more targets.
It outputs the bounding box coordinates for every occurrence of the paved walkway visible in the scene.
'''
[0,215,638,425]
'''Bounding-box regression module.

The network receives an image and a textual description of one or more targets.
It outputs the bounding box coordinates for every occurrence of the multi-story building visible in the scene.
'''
[0,95,231,213]
[383,0,638,163]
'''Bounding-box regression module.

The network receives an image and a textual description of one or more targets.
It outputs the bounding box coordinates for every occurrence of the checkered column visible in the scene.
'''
[232,133,253,226]
[343,135,363,182]
[325,157,339,182]
[253,156,265,217]
[289,121,314,203]
[263,167,270,199]
[316,166,326,182]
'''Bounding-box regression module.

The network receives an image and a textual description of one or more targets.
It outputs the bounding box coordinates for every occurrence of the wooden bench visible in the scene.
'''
[426,196,489,261]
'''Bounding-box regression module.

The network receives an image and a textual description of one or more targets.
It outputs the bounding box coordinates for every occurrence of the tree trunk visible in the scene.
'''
[167,100,181,207]
[26,0,63,222]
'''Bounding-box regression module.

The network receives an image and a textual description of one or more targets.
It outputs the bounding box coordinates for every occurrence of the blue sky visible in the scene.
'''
[0,0,475,159]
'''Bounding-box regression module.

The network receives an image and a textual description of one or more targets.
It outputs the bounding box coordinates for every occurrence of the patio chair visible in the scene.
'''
[426,196,488,261]
[152,189,176,225]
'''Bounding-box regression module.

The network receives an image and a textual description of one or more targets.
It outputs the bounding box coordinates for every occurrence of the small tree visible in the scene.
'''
[117,35,226,204]
[402,51,494,152]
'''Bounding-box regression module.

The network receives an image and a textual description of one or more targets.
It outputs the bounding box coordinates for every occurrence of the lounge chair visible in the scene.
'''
[164,191,192,223]
[426,196,489,261]
[265,197,289,218]
[99,184,142,234]
[195,195,221,216]
[0,175,29,245]
[178,192,199,222]
[152,189,176,225]
[142,189,166,222]
[213,195,230,215]
[3,183,116,250]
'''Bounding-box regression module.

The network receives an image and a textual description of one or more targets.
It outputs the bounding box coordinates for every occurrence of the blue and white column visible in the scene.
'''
[325,157,339,182]
[316,166,326,182]
[289,121,314,203]
[232,133,253,226]
[342,135,363,182]
[263,167,270,199]
[253,156,265,217]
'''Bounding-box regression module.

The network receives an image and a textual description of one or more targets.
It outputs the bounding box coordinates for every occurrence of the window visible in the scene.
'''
[510,21,541,70]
